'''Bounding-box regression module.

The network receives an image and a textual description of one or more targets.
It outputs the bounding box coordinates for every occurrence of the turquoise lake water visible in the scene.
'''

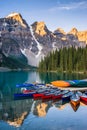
[0,71,87,130]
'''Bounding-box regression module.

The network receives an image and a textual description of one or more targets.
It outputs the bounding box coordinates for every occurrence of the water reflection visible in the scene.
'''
[0,97,87,128]
[0,71,87,129]
[70,102,80,112]
[0,71,42,101]
[0,99,33,127]
[39,72,87,83]
[33,100,52,117]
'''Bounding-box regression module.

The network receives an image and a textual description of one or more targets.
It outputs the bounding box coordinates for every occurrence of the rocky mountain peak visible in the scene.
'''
[32,21,49,36]
[77,30,87,44]
[69,27,78,35]
[6,12,20,18]
[56,28,66,34]
[6,12,27,28]
[69,28,87,44]
[0,13,86,68]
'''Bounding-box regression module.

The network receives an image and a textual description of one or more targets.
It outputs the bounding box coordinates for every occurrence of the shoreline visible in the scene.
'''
[0,67,11,72]
[0,67,37,72]
[0,67,87,74]
[38,70,87,74]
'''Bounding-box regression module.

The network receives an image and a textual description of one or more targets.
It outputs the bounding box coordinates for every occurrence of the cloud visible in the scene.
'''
[49,1,87,11]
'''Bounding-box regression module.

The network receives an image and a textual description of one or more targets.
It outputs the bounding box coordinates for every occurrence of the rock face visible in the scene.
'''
[0,13,34,68]
[69,28,78,35]
[69,28,87,44]
[33,21,47,36]
[0,12,86,68]
[77,31,87,44]
[6,12,28,28]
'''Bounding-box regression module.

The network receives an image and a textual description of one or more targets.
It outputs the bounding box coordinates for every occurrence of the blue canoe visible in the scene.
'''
[14,91,36,99]
[71,79,87,87]
[66,79,87,87]
[62,91,73,101]
[16,83,34,88]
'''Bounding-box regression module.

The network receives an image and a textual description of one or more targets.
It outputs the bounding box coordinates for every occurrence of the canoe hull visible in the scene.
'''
[14,93,34,99]
[16,83,34,88]
[33,94,44,100]
[42,95,53,100]
[62,95,71,101]
[51,81,71,87]
[80,96,87,102]
[52,94,63,100]
[70,102,80,112]
[70,100,80,107]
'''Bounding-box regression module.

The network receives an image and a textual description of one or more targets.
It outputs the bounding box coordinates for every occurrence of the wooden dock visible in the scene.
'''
[46,84,87,91]
[58,87,87,92]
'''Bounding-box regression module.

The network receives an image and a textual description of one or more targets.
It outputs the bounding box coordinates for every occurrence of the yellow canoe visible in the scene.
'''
[51,80,71,87]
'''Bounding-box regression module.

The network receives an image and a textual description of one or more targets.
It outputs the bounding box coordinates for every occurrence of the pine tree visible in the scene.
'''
[38,46,87,72]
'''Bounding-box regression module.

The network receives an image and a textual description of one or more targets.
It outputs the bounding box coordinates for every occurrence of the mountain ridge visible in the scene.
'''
[0,12,87,68]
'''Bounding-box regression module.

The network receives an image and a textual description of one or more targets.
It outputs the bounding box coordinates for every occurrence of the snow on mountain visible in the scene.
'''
[6,12,20,18]
[6,12,27,28]
[0,12,87,68]
[30,25,42,58]
[20,25,44,66]
[21,48,44,66]
[21,48,37,66]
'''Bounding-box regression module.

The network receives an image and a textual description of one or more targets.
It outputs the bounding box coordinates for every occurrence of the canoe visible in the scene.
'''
[70,94,80,107]
[36,89,48,93]
[61,90,69,95]
[14,93,34,99]
[22,89,35,94]
[41,93,54,100]
[67,79,87,87]
[62,91,73,101]
[51,80,71,87]
[51,79,87,88]
[71,80,87,87]
[52,94,63,100]
[80,94,87,102]
[33,93,44,99]
[16,83,34,88]
[70,102,80,112]
[42,95,53,100]
[34,83,45,86]
[76,91,82,96]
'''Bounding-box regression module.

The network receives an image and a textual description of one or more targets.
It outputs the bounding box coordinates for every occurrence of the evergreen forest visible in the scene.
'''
[38,46,87,73]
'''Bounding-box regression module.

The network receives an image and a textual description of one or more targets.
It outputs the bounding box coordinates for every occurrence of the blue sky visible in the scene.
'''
[0,0,87,32]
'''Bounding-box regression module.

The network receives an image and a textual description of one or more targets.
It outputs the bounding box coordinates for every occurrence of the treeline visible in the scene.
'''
[38,46,87,72]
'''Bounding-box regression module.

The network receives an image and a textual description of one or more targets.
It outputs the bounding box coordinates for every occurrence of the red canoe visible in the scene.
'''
[80,94,87,102]
[42,94,53,100]
[23,89,34,94]
[33,93,44,99]
[52,94,63,100]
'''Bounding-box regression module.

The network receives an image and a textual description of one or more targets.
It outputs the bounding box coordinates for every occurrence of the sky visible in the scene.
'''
[0,0,87,32]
